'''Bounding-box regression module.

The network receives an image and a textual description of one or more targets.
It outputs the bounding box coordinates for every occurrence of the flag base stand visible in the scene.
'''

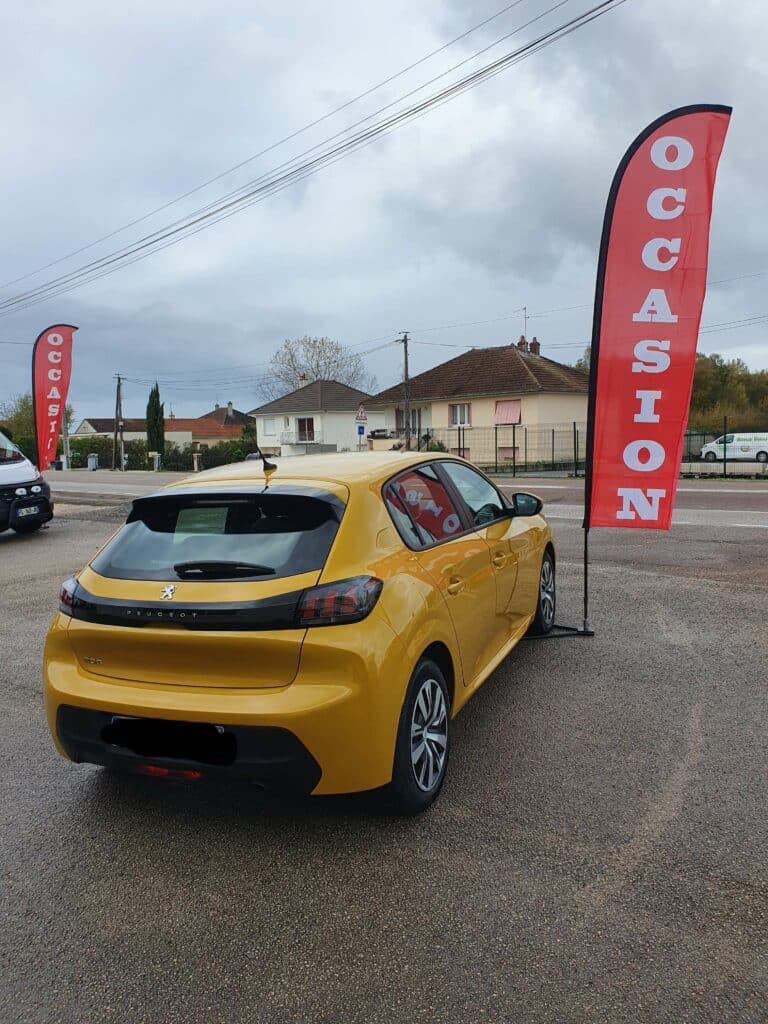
[524,527,595,640]
[523,624,595,642]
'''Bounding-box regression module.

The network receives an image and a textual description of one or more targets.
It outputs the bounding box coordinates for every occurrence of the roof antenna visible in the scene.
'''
[255,444,277,477]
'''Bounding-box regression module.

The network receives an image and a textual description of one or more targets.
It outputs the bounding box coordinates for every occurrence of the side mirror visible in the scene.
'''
[512,493,543,517]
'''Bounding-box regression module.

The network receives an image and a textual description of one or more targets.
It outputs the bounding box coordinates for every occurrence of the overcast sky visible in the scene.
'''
[0,0,766,420]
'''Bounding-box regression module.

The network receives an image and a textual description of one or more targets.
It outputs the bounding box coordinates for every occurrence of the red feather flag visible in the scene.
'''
[584,105,731,531]
[32,324,78,471]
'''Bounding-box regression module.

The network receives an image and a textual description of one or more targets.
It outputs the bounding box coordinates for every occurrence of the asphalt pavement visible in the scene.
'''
[1,485,766,1023]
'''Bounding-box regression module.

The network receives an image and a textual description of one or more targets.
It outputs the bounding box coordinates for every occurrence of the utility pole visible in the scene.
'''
[61,415,71,470]
[112,374,121,471]
[117,377,125,472]
[522,305,528,341]
[399,332,411,450]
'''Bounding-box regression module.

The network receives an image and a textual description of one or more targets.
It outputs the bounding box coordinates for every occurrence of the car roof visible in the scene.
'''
[166,450,449,492]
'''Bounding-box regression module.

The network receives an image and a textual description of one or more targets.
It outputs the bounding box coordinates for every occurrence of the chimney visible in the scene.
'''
[299,373,308,387]
[227,401,233,420]
[516,335,528,352]
[529,337,540,356]
[214,402,220,410]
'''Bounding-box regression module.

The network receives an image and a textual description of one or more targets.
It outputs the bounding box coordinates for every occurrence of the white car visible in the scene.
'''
[0,431,53,534]
[700,433,768,463]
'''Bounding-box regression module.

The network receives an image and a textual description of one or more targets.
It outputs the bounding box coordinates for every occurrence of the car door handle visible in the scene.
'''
[492,552,507,569]
[446,576,463,595]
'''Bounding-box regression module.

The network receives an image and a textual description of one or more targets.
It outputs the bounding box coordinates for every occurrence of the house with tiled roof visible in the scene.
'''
[72,416,244,447]
[367,337,588,463]
[369,337,588,429]
[196,402,255,427]
[248,379,386,454]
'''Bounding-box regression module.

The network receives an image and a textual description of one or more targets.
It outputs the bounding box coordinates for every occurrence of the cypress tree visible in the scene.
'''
[146,383,165,455]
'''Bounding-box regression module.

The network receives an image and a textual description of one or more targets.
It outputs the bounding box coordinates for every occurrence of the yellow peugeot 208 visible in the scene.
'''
[44,451,555,813]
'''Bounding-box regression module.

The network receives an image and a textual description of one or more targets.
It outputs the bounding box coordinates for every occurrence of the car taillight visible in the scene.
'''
[297,576,383,627]
[59,576,77,615]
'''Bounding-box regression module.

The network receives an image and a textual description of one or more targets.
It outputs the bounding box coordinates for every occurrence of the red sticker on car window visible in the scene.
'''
[391,474,461,541]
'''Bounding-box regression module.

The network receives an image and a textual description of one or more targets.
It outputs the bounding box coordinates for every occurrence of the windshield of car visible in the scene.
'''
[91,490,344,581]
[0,431,25,464]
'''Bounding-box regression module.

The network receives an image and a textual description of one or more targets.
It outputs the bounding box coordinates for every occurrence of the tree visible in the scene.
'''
[684,352,768,429]
[240,420,259,453]
[146,383,165,454]
[573,347,591,373]
[259,336,376,400]
[0,392,74,438]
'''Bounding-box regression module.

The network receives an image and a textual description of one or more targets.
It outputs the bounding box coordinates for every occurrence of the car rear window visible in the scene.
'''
[91,490,344,581]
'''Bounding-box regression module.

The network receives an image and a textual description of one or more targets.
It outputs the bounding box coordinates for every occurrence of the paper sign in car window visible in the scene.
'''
[394,472,462,541]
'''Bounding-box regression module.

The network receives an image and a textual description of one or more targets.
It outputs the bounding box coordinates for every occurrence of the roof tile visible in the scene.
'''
[368,345,588,404]
[249,380,371,415]
[76,417,243,439]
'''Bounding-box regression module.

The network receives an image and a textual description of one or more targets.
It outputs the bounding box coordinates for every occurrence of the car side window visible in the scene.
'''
[384,464,464,548]
[440,462,507,526]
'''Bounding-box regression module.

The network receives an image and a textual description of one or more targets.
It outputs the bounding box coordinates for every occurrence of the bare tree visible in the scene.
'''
[258,336,376,401]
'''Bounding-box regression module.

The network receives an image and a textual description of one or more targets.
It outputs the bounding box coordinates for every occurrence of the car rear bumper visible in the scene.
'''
[56,704,322,793]
[44,611,411,795]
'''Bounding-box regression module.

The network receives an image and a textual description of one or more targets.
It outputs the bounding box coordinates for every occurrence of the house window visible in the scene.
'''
[263,417,276,435]
[297,417,315,441]
[395,408,422,433]
[449,403,471,426]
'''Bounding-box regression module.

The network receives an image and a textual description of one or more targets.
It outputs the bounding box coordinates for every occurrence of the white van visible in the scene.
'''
[700,432,768,463]
[0,430,54,534]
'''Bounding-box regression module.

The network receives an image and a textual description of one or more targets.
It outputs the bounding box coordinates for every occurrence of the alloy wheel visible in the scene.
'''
[540,558,555,629]
[410,678,448,792]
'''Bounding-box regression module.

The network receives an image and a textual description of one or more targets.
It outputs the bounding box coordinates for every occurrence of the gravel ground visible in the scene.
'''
[0,505,766,1024]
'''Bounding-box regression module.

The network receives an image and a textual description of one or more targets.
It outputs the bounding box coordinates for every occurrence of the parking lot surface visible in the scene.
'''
[1,488,766,1024]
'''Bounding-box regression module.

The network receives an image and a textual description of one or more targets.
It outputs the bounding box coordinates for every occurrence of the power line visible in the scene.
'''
[0,0,578,313]
[708,270,768,286]
[0,0,627,317]
[699,313,768,334]
[115,338,401,392]
[0,0,533,296]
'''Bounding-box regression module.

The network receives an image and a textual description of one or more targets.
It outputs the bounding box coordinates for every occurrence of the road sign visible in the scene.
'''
[357,424,365,436]
[355,404,367,422]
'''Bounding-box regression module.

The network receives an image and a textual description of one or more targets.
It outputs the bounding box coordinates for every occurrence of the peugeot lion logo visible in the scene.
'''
[161,585,176,600]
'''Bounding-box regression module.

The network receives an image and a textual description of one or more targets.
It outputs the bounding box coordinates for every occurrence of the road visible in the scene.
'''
[1,480,766,1023]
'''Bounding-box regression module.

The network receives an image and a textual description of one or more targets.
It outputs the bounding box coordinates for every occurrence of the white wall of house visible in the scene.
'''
[256,409,386,453]
[324,409,386,450]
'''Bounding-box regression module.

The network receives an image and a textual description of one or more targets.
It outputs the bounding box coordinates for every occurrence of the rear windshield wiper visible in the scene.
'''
[173,560,276,579]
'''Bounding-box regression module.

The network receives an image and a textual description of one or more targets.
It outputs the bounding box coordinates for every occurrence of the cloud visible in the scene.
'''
[1,0,766,421]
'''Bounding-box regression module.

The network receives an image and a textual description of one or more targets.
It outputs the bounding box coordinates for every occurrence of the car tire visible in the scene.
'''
[704,452,717,462]
[756,451,768,464]
[386,658,450,815]
[528,550,556,636]
[12,521,44,534]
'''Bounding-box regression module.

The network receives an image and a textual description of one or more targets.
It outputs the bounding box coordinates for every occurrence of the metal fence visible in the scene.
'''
[397,419,768,476]
[106,418,766,476]
[406,423,588,475]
